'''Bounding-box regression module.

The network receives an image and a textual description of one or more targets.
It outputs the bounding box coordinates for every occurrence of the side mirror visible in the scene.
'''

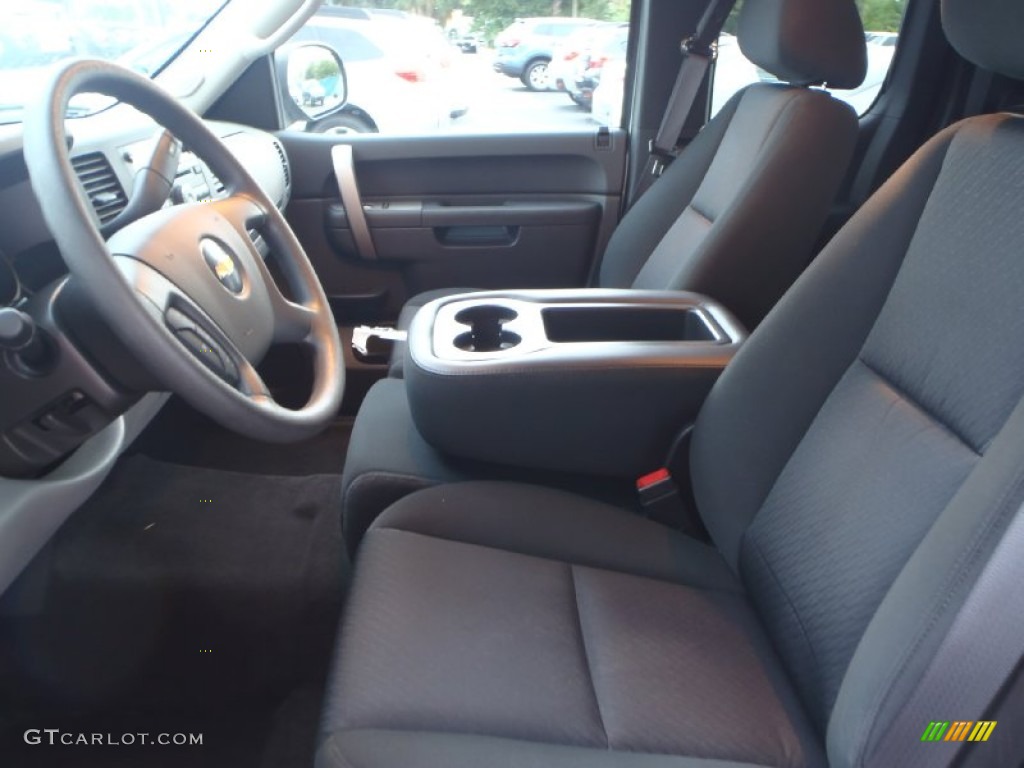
[280,43,347,121]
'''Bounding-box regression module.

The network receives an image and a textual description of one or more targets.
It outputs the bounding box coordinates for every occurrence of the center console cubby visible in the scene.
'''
[404,289,746,477]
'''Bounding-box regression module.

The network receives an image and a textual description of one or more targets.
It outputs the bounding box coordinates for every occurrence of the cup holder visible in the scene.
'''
[453,305,521,352]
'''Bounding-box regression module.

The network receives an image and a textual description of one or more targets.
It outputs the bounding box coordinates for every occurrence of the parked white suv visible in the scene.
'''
[287,12,468,134]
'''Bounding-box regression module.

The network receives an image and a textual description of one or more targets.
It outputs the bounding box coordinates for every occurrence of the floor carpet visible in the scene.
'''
[0,444,349,767]
[130,398,353,477]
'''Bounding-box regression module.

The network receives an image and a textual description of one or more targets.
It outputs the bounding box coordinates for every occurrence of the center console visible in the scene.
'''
[404,289,746,478]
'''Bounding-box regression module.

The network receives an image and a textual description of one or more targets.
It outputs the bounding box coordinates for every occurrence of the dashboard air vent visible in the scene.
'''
[71,152,128,224]
[272,140,291,188]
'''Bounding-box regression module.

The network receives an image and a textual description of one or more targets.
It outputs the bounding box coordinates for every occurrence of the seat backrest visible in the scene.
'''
[689,2,1024,765]
[597,0,866,330]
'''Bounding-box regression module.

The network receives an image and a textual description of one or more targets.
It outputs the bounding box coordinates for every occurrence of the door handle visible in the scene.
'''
[331,144,377,261]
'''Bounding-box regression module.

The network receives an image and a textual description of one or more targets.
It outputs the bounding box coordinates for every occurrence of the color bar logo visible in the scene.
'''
[921,721,997,743]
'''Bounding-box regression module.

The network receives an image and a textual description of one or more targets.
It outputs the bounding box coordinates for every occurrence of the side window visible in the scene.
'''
[278,6,633,136]
[291,25,383,63]
[712,0,910,117]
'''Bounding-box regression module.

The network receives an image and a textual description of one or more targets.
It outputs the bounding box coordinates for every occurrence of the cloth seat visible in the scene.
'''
[320,483,825,768]
[385,0,868,376]
[321,1,1024,766]
[339,376,639,554]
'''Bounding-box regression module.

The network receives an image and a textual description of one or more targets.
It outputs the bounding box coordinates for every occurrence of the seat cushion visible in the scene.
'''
[340,378,638,555]
[318,483,825,768]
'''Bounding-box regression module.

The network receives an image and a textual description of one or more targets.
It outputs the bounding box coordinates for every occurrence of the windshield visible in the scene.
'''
[0,0,227,124]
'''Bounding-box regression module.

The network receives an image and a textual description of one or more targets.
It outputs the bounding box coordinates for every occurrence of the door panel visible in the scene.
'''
[278,130,627,324]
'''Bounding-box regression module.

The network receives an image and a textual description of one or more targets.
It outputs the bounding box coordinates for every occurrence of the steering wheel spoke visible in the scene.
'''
[208,193,267,234]
[24,59,344,442]
[271,295,318,344]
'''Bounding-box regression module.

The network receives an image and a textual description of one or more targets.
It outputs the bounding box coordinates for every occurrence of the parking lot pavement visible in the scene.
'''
[447,49,603,134]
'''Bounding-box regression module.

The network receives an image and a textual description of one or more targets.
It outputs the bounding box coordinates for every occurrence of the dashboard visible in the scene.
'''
[0,108,295,597]
[0,119,290,305]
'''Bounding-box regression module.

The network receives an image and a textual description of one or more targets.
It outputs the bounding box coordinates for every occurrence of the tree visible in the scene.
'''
[856,0,904,32]
[307,58,341,80]
[724,0,905,36]
[465,0,555,40]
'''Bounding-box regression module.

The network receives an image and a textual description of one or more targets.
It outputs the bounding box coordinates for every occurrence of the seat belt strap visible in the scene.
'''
[632,0,736,202]
[867,503,1024,768]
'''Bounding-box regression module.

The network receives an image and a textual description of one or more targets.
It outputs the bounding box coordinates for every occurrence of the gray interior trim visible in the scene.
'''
[0,419,124,595]
[283,130,628,199]
[0,392,169,597]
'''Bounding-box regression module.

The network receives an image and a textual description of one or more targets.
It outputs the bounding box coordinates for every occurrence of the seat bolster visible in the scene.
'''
[340,378,469,552]
[318,728,776,768]
[691,122,962,568]
[372,481,742,592]
[388,287,477,377]
[828,383,1024,767]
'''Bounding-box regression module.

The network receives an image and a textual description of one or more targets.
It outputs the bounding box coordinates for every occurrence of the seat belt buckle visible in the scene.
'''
[636,468,682,520]
[352,325,407,362]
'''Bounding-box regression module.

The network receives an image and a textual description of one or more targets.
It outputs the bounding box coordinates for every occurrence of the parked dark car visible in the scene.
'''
[452,33,481,53]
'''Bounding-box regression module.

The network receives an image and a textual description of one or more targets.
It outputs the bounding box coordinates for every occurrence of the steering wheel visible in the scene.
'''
[22,60,344,442]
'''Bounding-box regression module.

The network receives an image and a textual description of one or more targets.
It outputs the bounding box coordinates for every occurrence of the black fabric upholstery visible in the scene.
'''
[369,484,737,591]
[689,114,1024,759]
[387,78,859,376]
[340,378,637,556]
[830,384,1024,767]
[319,729,793,768]
[743,360,979,726]
[943,0,1024,81]
[340,378,462,551]
[324,110,1024,768]
[859,119,1024,453]
[689,122,959,568]
[596,91,741,290]
[323,3,1024,765]
[737,0,866,88]
[319,484,824,768]
[622,85,858,328]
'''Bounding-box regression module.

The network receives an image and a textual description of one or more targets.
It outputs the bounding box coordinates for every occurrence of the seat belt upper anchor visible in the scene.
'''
[680,35,717,60]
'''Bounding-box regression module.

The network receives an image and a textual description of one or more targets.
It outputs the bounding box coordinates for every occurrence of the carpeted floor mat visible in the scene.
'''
[130,398,353,477]
[0,455,347,767]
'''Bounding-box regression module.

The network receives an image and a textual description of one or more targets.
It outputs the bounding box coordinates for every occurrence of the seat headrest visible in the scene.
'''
[737,0,867,89]
[943,0,1024,80]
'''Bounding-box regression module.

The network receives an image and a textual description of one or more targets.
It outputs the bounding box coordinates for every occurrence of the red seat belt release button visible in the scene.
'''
[636,468,679,519]
[637,468,670,490]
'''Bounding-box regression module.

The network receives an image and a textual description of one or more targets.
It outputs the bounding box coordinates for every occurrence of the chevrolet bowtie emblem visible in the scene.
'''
[200,239,243,294]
